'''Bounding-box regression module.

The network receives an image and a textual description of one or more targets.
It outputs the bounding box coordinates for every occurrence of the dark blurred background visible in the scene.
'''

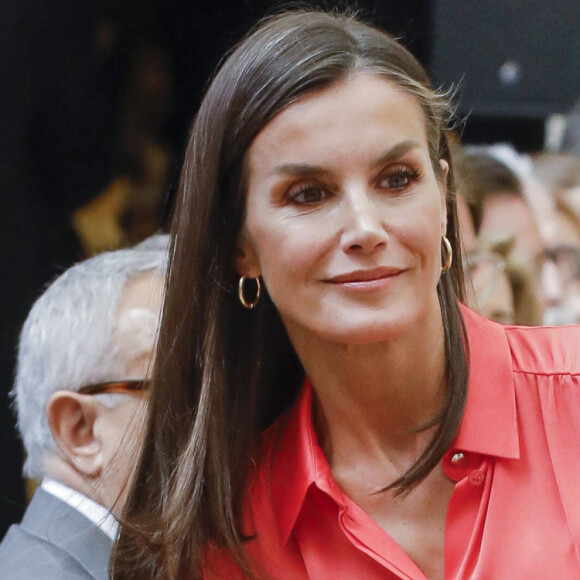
[1,0,578,538]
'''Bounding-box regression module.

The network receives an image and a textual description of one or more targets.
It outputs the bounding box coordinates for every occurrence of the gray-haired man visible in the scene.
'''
[0,236,167,579]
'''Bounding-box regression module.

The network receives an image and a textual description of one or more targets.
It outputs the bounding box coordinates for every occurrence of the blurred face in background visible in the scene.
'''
[480,192,543,270]
[538,202,580,324]
[465,251,515,325]
[542,246,580,325]
[456,194,477,255]
[523,175,580,323]
[479,192,545,323]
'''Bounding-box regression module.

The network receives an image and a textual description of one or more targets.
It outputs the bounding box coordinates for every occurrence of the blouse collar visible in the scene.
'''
[267,305,519,544]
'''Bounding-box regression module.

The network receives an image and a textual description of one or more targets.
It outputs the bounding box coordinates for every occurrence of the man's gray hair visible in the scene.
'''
[13,235,169,478]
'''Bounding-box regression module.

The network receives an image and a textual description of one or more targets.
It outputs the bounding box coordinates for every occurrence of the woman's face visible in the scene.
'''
[237,74,448,346]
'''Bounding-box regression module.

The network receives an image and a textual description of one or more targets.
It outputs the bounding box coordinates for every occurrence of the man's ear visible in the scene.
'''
[47,391,103,478]
[234,230,261,278]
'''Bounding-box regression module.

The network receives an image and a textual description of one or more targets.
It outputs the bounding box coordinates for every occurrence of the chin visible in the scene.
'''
[318,309,422,345]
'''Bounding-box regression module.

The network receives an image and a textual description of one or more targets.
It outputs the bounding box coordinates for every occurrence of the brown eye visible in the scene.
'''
[289,186,328,204]
[378,168,420,190]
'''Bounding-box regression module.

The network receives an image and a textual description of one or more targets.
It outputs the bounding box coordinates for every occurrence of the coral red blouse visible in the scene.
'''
[205,306,580,578]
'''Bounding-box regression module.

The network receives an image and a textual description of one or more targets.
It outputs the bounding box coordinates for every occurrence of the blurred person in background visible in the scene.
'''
[532,152,580,240]
[0,237,167,578]
[464,237,516,325]
[455,147,544,325]
[562,97,580,156]
[455,193,478,255]
[453,184,515,323]
[493,146,580,326]
[532,152,580,324]
[539,245,580,325]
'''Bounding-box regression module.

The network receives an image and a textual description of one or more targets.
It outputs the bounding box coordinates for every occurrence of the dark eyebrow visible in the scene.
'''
[268,163,333,178]
[269,140,422,178]
[370,140,422,169]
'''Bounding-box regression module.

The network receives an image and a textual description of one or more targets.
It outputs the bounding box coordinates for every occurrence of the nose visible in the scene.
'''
[340,189,389,254]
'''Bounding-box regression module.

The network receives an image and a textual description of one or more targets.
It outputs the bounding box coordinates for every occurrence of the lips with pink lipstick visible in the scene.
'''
[324,267,404,290]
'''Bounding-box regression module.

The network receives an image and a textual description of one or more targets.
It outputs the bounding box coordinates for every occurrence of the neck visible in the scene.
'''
[44,455,115,514]
[287,306,447,480]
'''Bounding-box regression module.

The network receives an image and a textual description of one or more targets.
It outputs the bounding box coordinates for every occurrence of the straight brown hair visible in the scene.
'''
[112,9,468,579]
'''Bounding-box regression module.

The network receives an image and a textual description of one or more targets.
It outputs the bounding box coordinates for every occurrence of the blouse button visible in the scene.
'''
[469,470,485,485]
[450,452,465,464]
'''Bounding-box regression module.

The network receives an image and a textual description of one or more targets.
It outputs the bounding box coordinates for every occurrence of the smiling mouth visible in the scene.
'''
[325,268,403,284]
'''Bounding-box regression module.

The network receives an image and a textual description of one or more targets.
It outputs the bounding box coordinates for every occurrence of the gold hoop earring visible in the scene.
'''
[441,236,453,274]
[238,276,261,309]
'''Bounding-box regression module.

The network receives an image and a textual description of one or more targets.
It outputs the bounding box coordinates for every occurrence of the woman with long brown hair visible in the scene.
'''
[113,9,580,580]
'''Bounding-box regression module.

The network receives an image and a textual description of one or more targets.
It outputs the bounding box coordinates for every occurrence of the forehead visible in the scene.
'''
[117,272,164,316]
[480,193,543,258]
[247,74,429,172]
[113,272,164,365]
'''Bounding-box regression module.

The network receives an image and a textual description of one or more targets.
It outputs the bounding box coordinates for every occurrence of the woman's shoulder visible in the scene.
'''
[503,323,580,376]
[462,304,580,377]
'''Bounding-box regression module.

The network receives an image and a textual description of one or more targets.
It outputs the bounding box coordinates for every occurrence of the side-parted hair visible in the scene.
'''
[113,10,468,579]
[13,235,169,478]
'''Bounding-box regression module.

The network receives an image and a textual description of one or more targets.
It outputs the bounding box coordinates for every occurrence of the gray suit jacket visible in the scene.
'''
[0,488,112,579]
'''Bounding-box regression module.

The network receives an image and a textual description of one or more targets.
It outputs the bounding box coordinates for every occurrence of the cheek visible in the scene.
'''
[255,229,313,289]
[398,209,442,262]
[248,213,334,279]
[110,402,145,463]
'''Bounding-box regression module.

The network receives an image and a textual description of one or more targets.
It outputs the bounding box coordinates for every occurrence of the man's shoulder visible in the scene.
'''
[0,489,111,580]
[0,523,95,580]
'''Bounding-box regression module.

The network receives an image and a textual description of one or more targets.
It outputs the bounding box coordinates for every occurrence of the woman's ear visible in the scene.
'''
[439,159,449,183]
[47,391,104,478]
[234,230,261,278]
[439,159,450,236]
